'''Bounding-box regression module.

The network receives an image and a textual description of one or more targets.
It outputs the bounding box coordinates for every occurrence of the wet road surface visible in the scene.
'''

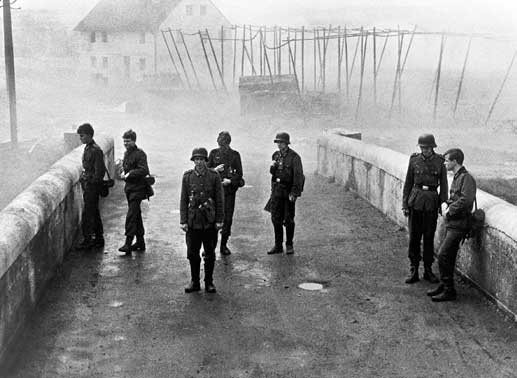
[3,97,517,378]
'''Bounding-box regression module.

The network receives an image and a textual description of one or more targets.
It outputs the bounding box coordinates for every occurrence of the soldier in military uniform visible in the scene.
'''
[267,132,304,255]
[402,134,448,284]
[208,131,243,255]
[118,129,150,256]
[76,123,106,250]
[180,148,224,293]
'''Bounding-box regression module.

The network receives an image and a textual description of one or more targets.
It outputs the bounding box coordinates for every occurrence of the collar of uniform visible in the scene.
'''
[453,166,467,179]
[194,166,207,176]
[86,139,95,148]
[279,147,290,157]
[126,144,138,152]
[422,152,435,161]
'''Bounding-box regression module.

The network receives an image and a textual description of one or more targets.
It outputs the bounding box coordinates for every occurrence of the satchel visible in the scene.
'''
[466,197,485,239]
[238,177,245,188]
[144,175,155,199]
[100,167,114,198]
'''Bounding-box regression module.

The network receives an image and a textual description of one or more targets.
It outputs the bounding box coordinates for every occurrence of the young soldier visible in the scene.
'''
[180,148,224,293]
[76,123,105,249]
[402,134,448,284]
[208,131,243,255]
[118,129,150,256]
[428,148,476,302]
[267,132,304,255]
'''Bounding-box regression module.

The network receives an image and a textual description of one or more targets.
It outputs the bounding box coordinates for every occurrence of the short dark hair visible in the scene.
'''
[123,129,137,141]
[444,148,464,165]
[77,123,94,136]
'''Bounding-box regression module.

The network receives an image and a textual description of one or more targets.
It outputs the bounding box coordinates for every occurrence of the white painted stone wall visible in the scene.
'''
[318,133,517,319]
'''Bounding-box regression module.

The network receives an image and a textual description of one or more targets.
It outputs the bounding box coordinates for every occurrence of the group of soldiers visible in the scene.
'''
[402,134,477,302]
[77,124,475,302]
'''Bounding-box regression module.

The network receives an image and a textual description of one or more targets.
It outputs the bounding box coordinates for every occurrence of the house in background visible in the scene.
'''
[74,0,231,85]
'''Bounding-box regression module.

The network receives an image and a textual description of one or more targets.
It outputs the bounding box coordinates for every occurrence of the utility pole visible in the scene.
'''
[3,0,18,147]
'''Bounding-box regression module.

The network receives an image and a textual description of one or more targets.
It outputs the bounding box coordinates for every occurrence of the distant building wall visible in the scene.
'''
[317,132,517,320]
[0,136,114,364]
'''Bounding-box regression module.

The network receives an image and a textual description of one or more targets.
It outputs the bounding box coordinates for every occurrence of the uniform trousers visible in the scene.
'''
[408,208,438,267]
[125,195,144,237]
[270,184,296,247]
[186,228,217,284]
[82,183,103,238]
[437,228,466,291]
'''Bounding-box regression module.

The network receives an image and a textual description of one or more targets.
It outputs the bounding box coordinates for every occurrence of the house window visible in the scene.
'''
[102,57,108,69]
[186,5,193,15]
[200,5,207,15]
[90,32,96,43]
[139,58,146,71]
[90,56,97,68]
[139,32,146,44]
[101,32,108,42]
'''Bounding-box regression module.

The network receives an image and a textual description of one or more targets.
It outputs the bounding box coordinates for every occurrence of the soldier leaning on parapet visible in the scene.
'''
[266,132,304,255]
[180,148,224,294]
[427,148,476,302]
[117,129,150,256]
[402,134,448,285]
[76,123,106,250]
[208,131,244,256]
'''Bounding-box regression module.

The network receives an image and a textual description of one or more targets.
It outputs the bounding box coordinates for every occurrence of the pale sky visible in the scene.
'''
[22,0,517,36]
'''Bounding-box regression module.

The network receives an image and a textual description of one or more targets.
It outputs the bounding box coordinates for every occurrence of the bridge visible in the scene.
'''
[1,99,517,377]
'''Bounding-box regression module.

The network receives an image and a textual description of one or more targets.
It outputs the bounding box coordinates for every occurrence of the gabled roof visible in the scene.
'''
[74,0,182,32]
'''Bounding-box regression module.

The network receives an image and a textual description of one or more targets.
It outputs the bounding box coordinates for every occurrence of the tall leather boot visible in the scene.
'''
[285,223,295,254]
[423,265,439,283]
[220,235,231,255]
[268,223,284,254]
[118,236,133,256]
[204,259,216,293]
[185,259,201,293]
[405,264,419,284]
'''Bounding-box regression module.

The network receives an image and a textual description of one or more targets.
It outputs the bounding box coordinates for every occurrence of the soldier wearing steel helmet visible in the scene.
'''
[267,132,304,255]
[180,147,224,294]
[402,134,448,284]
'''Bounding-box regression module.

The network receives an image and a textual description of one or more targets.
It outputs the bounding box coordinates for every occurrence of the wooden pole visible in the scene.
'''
[485,49,517,125]
[278,27,282,75]
[433,34,446,120]
[161,30,184,88]
[322,25,332,92]
[338,26,342,93]
[180,31,201,89]
[206,29,228,92]
[389,29,403,117]
[263,47,274,85]
[345,26,349,99]
[241,25,246,77]
[301,26,305,92]
[243,45,257,75]
[220,25,224,79]
[199,30,218,92]
[313,27,317,90]
[3,0,17,147]
[249,24,254,75]
[349,33,360,83]
[317,28,323,89]
[232,25,237,85]
[288,38,301,95]
[288,28,292,74]
[355,28,368,120]
[453,37,472,117]
[168,29,192,89]
[373,27,377,104]
[273,26,277,75]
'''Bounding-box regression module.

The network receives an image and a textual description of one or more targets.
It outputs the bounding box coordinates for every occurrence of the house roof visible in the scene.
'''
[74,0,182,32]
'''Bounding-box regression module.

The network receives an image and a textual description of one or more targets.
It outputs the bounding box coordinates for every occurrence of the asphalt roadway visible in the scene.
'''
[3,98,517,377]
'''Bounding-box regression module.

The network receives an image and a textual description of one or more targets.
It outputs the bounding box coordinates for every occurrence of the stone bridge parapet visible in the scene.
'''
[0,136,114,362]
[317,133,517,319]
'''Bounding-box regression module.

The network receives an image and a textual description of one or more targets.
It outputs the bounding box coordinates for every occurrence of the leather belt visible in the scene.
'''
[414,184,437,191]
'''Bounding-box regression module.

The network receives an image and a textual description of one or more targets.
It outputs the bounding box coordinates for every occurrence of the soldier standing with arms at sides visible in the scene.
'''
[267,132,304,255]
[428,148,476,302]
[118,129,150,256]
[208,131,243,255]
[77,123,106,250]
[180,148,224,293]
[402,134,448,284]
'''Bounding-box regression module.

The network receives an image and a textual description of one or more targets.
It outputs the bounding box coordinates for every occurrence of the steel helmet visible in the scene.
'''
[190,147,208,161]
[417,134,437,148]
[274,132,290,144]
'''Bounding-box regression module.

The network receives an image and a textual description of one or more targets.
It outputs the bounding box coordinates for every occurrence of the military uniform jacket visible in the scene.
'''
[81,140,105,185]
[270,148,304,197]
[445,166,476,231]
[180,167,224,230]
[207,147,243,194]
[402,152,448,211]
[123,145,149,200]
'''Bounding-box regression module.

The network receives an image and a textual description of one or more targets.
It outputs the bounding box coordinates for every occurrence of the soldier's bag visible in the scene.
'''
[100,168,115,198]
[466,197,485,239]
[144,175,155,199]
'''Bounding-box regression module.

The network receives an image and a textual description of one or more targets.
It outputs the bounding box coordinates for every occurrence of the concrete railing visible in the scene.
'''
[0,136,114,362]
[317,133,517,320]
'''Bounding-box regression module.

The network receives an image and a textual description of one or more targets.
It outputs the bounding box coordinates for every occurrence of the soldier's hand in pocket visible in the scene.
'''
[288,193,297,202]
[180,224,188,232]
[402,208,410,217]
[215,222,224,230]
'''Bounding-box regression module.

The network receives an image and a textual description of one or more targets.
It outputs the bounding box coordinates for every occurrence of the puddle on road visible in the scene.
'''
[298,282,324,291]
[109,301,124,308]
